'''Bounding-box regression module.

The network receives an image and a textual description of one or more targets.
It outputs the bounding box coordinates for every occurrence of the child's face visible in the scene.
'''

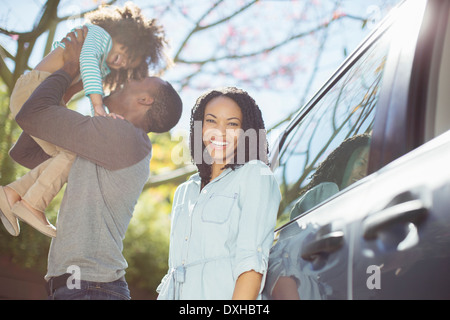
[106,40,142,71]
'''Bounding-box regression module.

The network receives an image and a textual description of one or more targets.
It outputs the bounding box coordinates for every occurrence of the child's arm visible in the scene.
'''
[78,25,111,116]
[89,93,107,116]
[62,73,108,117]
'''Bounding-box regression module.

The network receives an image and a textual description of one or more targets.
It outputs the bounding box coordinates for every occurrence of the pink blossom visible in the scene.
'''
[332,10,346,20]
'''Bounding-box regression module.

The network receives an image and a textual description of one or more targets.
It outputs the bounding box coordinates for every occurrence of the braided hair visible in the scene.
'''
[189,87,269,187]
[85,2,170,92]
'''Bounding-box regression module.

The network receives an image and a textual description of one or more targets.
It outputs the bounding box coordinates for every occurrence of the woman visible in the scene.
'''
[157,87,281,299]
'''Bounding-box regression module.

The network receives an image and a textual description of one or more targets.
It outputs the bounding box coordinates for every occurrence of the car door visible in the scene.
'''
[351,0,450,299]
[263,0,438,300]
[351,133,450,299]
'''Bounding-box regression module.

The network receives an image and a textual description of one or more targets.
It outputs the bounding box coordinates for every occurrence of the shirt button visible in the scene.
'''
[185,236,188,241]
[202,189,208,194]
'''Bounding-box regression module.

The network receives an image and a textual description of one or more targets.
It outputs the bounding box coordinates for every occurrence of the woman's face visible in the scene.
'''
[202,96,243,165]
[341,146,370,188]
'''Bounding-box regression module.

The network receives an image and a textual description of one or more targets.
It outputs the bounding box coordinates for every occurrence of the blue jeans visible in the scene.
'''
[47,278,131,300]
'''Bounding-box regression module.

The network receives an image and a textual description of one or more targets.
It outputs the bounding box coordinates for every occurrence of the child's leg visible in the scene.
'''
[8,69,72,201]
[11,150,75,238]
[6,69,74,237]
[0,186,20,236]
[1,156,53,236]
[6,157,52,197]
[20,150,75,213]
[9,70,52,117]
[9,70,63,158]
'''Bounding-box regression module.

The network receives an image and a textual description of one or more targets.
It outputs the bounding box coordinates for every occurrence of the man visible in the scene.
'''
[9,28,182,299]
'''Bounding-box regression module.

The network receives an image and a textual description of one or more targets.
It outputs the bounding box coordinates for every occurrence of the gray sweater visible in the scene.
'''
[14,70,152,282]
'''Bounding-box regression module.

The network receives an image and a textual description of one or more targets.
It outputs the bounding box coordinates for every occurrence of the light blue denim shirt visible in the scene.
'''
[157,160,281,299]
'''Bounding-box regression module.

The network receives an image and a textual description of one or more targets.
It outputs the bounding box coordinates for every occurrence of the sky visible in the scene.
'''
[0,0,401,144]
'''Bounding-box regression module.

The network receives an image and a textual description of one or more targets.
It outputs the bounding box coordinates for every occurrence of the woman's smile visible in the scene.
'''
[209,138,229,149]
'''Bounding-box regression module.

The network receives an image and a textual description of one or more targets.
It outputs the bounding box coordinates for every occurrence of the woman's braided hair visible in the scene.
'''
[85,1,170,92]
[189,87,269,187]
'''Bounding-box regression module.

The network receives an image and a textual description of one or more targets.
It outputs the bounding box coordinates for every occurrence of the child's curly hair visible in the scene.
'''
[85,2,170,92]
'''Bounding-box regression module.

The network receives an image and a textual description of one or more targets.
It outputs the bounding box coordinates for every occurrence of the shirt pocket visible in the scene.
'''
[202,192,238,224]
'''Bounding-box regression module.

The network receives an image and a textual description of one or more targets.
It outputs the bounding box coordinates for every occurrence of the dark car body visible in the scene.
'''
[264,0,450,299]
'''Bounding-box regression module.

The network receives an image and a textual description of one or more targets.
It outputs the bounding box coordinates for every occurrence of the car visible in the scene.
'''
[263,0,450,300]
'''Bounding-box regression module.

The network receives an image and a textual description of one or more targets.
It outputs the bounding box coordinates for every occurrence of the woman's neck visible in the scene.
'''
[210,162,224,182]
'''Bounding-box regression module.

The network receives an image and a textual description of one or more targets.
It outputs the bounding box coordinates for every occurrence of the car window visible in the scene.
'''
[274,31,391,227]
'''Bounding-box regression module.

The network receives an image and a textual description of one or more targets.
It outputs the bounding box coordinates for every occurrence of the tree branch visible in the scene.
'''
[176,13,355,65]
[143,164,197,190]
[174,0,258,62]
[55,0,118,22]
[0,0,60,41]
[0,45,14,91]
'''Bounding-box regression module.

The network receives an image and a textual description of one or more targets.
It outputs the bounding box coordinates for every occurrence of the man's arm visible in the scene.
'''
[9,132,50,169]
[63,79,83,105]
[15,29,151,171]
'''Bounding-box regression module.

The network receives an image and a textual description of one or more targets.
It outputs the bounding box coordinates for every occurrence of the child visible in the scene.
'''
[0,2,169,238]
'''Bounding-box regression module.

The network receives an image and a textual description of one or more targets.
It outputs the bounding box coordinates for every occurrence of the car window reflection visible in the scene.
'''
[264,134,370,300]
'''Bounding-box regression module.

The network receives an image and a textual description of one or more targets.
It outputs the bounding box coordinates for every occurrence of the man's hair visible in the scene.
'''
[85,2,171,92]
[145,81,183,133]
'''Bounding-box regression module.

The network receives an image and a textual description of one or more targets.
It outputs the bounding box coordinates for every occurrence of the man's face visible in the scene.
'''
[107,77,161,109]
[105,77,164,130]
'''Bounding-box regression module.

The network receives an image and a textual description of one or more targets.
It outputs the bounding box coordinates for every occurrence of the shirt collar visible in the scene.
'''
[188,166,235,187]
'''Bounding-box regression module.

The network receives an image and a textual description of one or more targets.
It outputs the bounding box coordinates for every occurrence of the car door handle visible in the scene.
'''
[301,230,345,261]
[363,199,428,240]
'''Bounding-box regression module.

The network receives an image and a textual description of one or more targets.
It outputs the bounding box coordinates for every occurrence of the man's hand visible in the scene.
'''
[61,26,88,79]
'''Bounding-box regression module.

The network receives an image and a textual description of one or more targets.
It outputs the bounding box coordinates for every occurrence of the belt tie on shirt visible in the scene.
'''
[160,255,233,300]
